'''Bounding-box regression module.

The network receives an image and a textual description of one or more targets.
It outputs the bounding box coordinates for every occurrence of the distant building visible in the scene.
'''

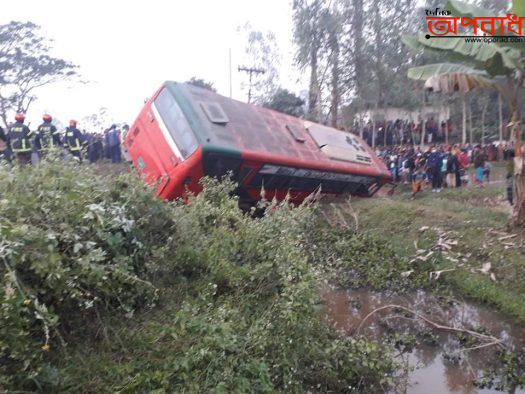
[354,105,450,124]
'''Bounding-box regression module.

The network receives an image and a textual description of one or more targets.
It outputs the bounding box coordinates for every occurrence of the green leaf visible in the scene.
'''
[445,0,524,50]
[513,0,525,17]
[444,0,492,18]
[408,63,496,93]
[408,62,487,80]
[403,33,522,75]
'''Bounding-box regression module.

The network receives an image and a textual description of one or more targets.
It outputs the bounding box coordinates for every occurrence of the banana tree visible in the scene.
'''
[402,0,525,227]
[407,62,495,144]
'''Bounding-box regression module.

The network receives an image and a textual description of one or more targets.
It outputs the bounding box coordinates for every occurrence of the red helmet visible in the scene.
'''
[15,113,25,122]
[43,114,52,122]
[69,119,77,127]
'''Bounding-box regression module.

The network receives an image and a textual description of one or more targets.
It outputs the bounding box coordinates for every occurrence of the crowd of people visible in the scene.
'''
[376,143,515,204]
[0,112,517,205]
[0,113,128,165]
[355,118,453,147]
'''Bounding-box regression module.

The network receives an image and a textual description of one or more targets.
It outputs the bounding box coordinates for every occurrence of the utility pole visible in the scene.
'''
[238,66,265,103]
[229,48,232,98]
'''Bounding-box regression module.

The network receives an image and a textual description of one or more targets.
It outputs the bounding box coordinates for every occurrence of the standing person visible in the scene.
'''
[405,149,416,184]
[64,120,86,162]
[484,160,492,183]
[8,113,34,165]
[121,124,131,162]
[426,146,443,192]
[457,148,470,187]
[411,154,426,199]
[103,129,111,160]
[35,114,62,157]
[472,146,486,187]
[445,149,459,188]
[105,124,122,163]
[86,133,98,163]
[441,150,448,187]
[506,151,515,205]
[0,125,9,161]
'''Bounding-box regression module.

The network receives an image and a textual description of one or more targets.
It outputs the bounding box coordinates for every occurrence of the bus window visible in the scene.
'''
[153,88,198,159]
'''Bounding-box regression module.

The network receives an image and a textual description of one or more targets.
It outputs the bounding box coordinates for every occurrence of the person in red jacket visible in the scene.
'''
[457,148,470,187]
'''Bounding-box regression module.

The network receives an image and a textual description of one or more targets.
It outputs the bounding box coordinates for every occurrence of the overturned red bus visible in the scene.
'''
[125,81,391,205]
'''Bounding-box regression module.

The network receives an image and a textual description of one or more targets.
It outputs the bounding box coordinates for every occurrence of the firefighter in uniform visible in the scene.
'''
[64,120,86,161]
[8,113,34,165]
[35,114,62,157]
[0,125,9,161]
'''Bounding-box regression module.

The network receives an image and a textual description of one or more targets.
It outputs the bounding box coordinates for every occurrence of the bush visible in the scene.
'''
[121,178,394,392]
[1,161,396,391]
[0,160,172,389]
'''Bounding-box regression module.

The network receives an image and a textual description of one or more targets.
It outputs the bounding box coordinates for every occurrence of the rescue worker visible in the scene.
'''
[64,120,86,161]
[0,125,9,161]
[8,113,34,165]
[35,114,62,156]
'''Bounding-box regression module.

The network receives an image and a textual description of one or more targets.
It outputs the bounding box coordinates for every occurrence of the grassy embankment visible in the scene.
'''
[2,158,523,392]
[0,160,400,392]
[352,181,525,323]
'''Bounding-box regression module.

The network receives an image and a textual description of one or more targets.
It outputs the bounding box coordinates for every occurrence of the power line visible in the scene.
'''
[238,66,265,103]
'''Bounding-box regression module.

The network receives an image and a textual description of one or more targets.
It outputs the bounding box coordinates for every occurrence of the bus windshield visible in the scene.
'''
[154,88,198,159]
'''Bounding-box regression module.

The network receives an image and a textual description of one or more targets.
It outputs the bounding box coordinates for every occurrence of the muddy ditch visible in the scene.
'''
[323,288,525,393]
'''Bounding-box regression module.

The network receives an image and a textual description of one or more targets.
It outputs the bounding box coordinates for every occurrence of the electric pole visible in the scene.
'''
[238,66,265,103]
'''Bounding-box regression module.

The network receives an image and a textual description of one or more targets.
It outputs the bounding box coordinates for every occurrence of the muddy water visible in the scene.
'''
[323,288,525,393]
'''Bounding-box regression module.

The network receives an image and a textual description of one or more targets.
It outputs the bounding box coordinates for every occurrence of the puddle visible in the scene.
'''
[323,288,525,393]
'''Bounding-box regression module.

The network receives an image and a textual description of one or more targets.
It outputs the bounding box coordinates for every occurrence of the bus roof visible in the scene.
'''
[165,81,387,177]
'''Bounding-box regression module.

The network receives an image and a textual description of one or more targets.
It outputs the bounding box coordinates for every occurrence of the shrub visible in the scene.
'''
[0,160,172,389]
[112,178,394,392]
[1,162,396,391]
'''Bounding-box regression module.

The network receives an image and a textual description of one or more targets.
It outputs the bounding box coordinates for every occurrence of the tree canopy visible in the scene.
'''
[0,21,77,127]
[262,88,305,117]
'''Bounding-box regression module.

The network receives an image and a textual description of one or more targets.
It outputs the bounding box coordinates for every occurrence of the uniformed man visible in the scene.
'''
[64,120,86,161]
[0,124,9,161]
[35,114,62,156]
[8,113,34,165]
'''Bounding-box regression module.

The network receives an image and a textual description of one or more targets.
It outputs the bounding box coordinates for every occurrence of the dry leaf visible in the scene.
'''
[479,262,491,274]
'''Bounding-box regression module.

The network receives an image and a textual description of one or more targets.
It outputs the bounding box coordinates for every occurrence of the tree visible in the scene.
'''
[292,0,326,122]
[0,21,77,127]
[186,77,216,92]
[324,6,343,127]
[403,0,525,226]
[262,88,305,117]
[81,107,113,134]
[238,24,280,104]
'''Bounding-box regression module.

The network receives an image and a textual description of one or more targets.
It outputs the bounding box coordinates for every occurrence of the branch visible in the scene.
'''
[356,304,504,347]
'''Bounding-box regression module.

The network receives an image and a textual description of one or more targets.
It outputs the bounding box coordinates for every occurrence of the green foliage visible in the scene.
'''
[351,184,525,324]
[306,203,427,290]
[262,88,305,117]
[185,77,216,92]
[117,178,394,392]
[0,160,171,389]
[0,21,77,124]
[1,162,396,392]
[476,350,525,391]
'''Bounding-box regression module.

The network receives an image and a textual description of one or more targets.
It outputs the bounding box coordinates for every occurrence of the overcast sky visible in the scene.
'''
[1,0,302,129]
